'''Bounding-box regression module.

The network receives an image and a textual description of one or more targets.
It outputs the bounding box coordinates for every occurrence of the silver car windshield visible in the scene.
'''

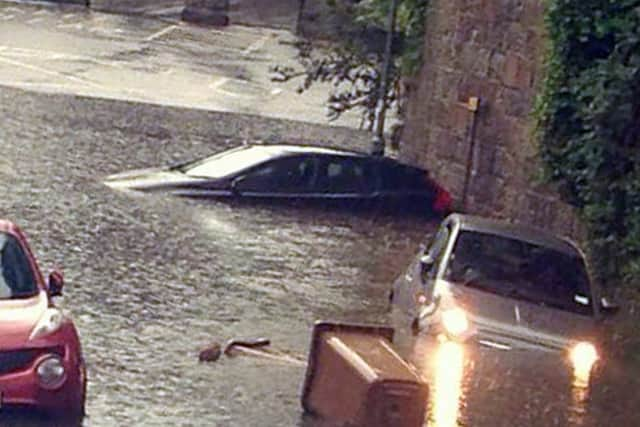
[445,230,593,316]
[182,147,277,179]
[0,233,38,300]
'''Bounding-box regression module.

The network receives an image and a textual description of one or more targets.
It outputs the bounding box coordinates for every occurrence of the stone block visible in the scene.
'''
[501,0,526,22]
[500,87,531,118]
[454,15,487,46]
[503,53,533,89]
[488,51,506,81]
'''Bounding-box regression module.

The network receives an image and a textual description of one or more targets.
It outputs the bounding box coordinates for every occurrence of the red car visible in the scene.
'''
[0,220,86,417]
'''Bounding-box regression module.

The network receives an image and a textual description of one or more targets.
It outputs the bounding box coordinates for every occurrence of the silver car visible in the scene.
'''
[391,214,617,372]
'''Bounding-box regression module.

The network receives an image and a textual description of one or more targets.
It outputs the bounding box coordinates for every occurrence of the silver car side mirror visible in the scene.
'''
[600,297,620,315]
[230,175,245,194]
[419,254,435,279]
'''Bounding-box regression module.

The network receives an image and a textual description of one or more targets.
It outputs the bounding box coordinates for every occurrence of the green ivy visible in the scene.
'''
[353,0,428,75]
[536,0,640,286]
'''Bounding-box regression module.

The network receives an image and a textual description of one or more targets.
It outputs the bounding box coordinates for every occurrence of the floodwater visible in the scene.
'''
[1,86,638,427]
[0,86,432,426]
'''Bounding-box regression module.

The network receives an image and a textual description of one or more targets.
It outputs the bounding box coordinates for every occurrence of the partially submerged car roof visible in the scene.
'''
[248,143,369,158]
[448,213,580,257]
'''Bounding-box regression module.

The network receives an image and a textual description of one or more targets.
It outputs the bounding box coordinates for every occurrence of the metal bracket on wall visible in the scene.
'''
[460,96,481,211]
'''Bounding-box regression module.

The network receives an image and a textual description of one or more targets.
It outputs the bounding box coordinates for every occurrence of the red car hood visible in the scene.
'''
[0,292,48,349]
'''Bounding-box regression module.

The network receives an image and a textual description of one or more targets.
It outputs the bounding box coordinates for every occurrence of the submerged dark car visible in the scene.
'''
[104,144,452,215]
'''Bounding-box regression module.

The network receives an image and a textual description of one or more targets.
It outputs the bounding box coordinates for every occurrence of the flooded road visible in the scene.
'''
[0,86,431,426]
[0,85,639,426]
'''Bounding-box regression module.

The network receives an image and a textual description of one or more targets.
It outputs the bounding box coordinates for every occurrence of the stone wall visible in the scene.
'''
[401,0,582,237]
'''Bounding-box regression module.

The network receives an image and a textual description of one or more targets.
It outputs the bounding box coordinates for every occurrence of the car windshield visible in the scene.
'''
[0,233,38,300]
[181,146,278,179]
[445,230,593,315]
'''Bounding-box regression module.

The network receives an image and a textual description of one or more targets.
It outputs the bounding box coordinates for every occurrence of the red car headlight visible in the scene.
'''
[36,355,66,389]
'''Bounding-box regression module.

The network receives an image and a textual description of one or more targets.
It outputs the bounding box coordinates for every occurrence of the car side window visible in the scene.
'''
[377,162,428,192]
[0,234,37,299]
[314,157,374,194]
[235,156,316,193]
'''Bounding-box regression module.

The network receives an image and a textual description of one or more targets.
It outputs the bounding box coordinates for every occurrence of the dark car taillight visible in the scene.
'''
[433,184,452,215]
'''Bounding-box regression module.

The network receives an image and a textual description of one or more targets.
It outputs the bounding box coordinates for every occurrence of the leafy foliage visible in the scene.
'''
[271,0,427,128]
[536,0,640,285]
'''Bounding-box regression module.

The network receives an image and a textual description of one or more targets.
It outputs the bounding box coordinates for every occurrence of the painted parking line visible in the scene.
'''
[0,45,125,68]
[57,22,84,30]
[209,77,230,90]
[145,24,178,42]
[241,34,269,56]
[0,56,104,89]
[0,80,69,89]
[3,6,25,14]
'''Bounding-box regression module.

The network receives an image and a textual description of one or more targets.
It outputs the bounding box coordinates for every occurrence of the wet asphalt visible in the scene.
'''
[0,2,639,427]
[0,1,363,129]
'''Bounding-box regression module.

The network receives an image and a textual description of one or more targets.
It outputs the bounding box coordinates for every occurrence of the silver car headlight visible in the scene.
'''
[29,308,64,341]
[36,355,66,389]
[441,308,469,337]
[570,341,598,382]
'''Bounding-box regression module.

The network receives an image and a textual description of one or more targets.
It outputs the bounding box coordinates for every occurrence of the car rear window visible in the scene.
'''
[183,147,277,179]
[0,233,38,300]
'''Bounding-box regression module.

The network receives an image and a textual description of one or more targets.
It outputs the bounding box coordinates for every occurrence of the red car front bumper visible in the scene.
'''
[0,324,85,415]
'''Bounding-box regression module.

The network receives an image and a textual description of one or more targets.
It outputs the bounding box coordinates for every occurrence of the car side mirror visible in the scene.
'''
[230,175,245,194]
[600,297,620,316]
[48,270,64,297]
[419,254,435,278]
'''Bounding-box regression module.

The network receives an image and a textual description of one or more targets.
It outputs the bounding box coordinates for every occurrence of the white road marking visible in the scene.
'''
[242,35,269,56]
[0,80,69,89]
[3,6,25,14]
[57,22,84,30]
[1,14,15,20]
[209,77,229,90]
[0,56,104,89]
[0,45,123,68]
[145,25,178,42]
[214,87,258,99]
[270,88,283,96]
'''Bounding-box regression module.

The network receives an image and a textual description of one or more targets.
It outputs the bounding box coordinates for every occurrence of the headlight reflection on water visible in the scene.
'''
[429,341,465,427]
[570,342,598,388]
